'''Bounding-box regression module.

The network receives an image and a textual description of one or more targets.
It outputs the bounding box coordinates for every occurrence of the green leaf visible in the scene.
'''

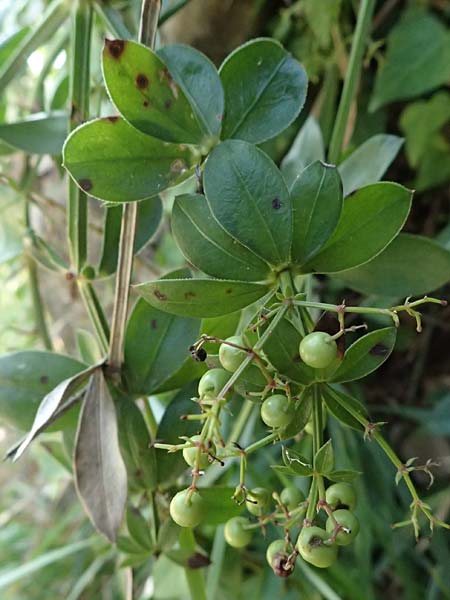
[156,382,201,485]
[116,398,157,492]
[10,362,101,461]
[338,135,404,197]
[117,535,149,556]
[0,220,22,264]
[98,196,162,276]
[314,439,334,474]
[322,386,367,431]
[134,278,271,318]
[281,446,313,476]
[158,44,224,139]
[262,317,315,385]
[304,182,412,273]
[126,508,153,550]
[281,116,325,187]
[290,161,343,265]
[330,328,396,384]
[124,298,200,394]
[102,39,204,144]
[76,329,102,365]
[204,139,291,265]
[198,487,243,525]
[172,193,270,281]
[327,469,361,483]
[370,8,450,110]
[0,112,67,155]
[337,234,450,296]
[219,38,307,144]
[74,370,127,542]
[63,117,195,203]
[0,27,30,68]
[400,91,450,168]
[279,392,313,440]
[0,351,86,431]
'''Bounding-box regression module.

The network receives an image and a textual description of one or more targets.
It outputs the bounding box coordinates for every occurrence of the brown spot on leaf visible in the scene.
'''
[79,178,92,192]
[105,39,125,59]
[106,116,119,123]
[187,553,211,569]
[40,375,49,384]
[136,73,149,89]
[226,288,233,294]
[370,344,389,356]
[164,99,172,110]
[150,319,158,329]
[143,100,150,107]
[170,159,187,174]
[154,289,167,301]
[272,197,282,210]
[184,291,196,300]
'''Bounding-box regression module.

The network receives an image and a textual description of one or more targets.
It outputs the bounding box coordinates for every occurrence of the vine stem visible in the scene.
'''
[108,0,160,371]
[328,0,375,164]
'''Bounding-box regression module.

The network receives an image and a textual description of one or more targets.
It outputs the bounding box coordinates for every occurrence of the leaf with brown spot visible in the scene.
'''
[134,278,271,318]
[74,370,127,542]
[63,117,195,203]
[102,40,204,144]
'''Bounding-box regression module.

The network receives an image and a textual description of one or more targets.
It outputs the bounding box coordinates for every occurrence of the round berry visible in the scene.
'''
[304,403,327,435]
[299,332,337,369]
[266,539,287,567]
[219,336,248,372]
[326,509,360,546]
[261,395,294,429]
[224,516,252,548]
[297,526,337,568]
[325,482,357,511]
[198,368,230,398]
[280,486,305,510]
[246,487,271,516]
[169,489,204,528]
[182,435,215,469]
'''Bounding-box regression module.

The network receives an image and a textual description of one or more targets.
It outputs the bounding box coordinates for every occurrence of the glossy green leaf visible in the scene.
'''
[290,161,343,265]
[338,135,404,197]
[263,317,314,385]
[314,440,334,474]
[331,328,396,384]
[124,298,200,394]
[158,44,224,139]
[134,278,271,318]
[0,27,30,67]
[76,330,102,365]
[156,382,200,484]
[0,351,86,431]
[281,115,325,187]
[370,8,450,111]
[280,446,313,476]
[172,193,270,281]
[279,392,313,440]
[0,112,67,155]
[126,508,153,551]
[204,139,291,265]
[98,196,162,276]
[63,117,195,203]
[116,398,157,492]
[304,182,412,273]
[338,234,450,296]
[102,39,204,144]
[323,386,368,432]
[198,487,243,525]
[327,470,361,483]
[74,370,127,542]
[219,38,307,144]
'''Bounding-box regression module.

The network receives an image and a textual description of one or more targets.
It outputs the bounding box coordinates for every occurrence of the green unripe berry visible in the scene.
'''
[224,516,253,548]
[280,486,305,510]
[297,526,338,568]
[219,336,248,372]
[326,509,360,546]
[299,332,337,369]
[325,482,357,511]
[169,489,204,528]
[182,435,215,469]
[246,487,271,516]
[198,368,230,398]
[261,394,294,429]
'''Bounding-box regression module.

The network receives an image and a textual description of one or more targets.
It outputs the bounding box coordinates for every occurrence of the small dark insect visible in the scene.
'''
[189,345,207,362]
